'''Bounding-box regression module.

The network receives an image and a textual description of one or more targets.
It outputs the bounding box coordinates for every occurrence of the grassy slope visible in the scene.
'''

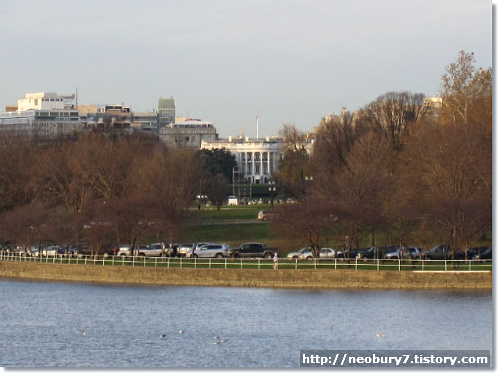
[149,203,491,257]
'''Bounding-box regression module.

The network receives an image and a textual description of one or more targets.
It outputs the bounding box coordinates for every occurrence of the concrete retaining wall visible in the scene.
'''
[0,261,492,289]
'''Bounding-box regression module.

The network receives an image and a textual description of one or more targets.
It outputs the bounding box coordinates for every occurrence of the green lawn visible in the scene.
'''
[181,222,272,248]
[178,204,275,248]
[195,205,268,222]
[148,202,492,258]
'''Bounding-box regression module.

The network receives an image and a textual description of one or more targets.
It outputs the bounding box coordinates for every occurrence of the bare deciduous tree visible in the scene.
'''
[270,200,335,258]
[358,91,428,150]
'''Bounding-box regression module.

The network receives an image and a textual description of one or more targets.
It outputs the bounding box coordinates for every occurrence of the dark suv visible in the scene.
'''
[229,243,276,258]
[424,244,465,260]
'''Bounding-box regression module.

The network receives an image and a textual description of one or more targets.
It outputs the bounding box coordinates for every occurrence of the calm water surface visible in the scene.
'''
[0,278,492,367]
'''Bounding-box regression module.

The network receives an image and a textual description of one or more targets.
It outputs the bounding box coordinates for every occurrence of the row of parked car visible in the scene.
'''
[0,242,279,260]
[1,242,492,262]
[0,243,170,258]
[286,245,493,261]
[176,242,277,259]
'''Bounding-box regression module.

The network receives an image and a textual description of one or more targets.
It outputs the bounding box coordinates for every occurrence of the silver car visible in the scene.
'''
[299,248,337,260]
[177,243,194,257]
[287,247,338,260]
[384,247,420,260]
[187,244,231,258]
[287,247,313,259]
[116,245,131,257]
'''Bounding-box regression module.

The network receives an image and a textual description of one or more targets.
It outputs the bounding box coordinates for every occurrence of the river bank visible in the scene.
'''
[0,260,492,289]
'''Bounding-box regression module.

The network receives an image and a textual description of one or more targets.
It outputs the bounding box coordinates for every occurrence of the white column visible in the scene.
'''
[252,152,256,180]
[240,152,247,177]
[267,151,271,177]
[271,151,276,175]
[260,152,264,183]
[245,152,249,178]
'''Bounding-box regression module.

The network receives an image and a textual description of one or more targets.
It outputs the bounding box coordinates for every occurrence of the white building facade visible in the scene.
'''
[201,136,283,184]
[0,109,82,136]
[17,92,76,111]
[0,92,82,136]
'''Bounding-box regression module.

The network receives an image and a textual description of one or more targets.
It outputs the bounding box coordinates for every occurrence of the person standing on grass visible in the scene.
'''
[273,252,279,270]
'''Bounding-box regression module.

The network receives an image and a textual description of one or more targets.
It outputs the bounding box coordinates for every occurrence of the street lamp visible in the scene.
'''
[304,175,313,200]
[268,181,277,207]
[196,194,208,210]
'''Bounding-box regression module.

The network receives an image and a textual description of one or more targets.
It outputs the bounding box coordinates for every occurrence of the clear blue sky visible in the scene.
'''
[0,0,492,138]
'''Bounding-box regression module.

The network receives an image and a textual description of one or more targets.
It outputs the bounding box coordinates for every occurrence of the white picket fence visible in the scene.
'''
[0,252,492,271]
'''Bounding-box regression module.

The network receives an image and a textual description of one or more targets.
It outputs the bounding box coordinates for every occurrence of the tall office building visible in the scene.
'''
[158,97,175,126]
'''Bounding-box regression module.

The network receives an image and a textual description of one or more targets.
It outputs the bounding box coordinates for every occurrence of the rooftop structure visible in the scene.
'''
[82,104,132,131]
[17,92,76,111]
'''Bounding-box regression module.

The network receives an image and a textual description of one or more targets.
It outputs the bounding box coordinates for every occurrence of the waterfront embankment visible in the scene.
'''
[0,260,492,289]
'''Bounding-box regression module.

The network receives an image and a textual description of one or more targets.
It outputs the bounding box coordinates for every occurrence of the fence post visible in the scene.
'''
[258,259,260,270]
[295,258,298,270]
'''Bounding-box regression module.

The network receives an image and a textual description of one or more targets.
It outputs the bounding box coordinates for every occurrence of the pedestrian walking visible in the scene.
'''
[273,252,279,270]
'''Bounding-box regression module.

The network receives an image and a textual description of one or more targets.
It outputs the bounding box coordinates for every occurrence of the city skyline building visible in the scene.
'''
[17,92,76,111]
[158,97,175,127]
[0,92,82,136]
[160,119,218,148]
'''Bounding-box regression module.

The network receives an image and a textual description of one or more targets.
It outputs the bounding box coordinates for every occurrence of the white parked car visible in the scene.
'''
[287,247,338,260]
[116,245,131,257]
[137,243,167,257]
[177,243,194,257]
[287,247,313,259]
[186,244,231,258]
[43,246,60,257]
[301,248,338,260]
